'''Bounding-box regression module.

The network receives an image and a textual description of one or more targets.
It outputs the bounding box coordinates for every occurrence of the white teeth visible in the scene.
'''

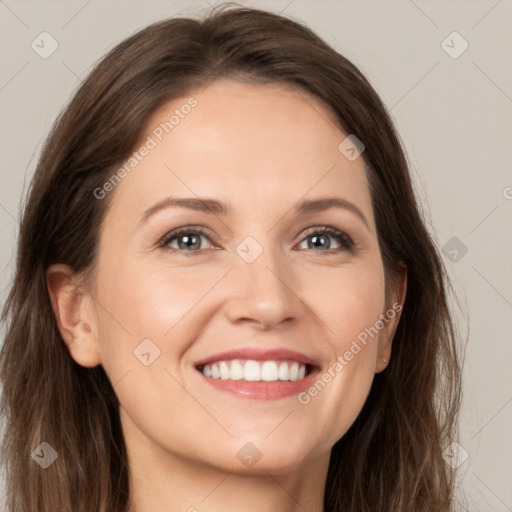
[261,361,279,382]
[230,360,244,380]
[244,360,261,381]
[219,361,230,380]
[278,362,289,381]
[289,361,299,381]
[200,359,309,382]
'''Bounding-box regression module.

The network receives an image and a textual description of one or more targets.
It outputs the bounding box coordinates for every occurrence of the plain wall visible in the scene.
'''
[0,0,511,510]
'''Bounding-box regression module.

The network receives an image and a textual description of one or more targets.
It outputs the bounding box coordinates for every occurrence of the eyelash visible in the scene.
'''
[158,225,355,256]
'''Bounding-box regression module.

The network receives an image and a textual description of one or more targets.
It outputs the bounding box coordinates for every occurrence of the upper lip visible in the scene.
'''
[194,347,320,368]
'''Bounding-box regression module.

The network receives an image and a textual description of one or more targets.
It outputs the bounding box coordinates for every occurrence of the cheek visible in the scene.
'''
[306,256,386,355]
[295,258,385,445]
[92,254,221,367]
[89,257,204,443]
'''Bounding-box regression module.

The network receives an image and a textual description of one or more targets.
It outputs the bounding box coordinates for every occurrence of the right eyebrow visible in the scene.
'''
[138,196,229,227]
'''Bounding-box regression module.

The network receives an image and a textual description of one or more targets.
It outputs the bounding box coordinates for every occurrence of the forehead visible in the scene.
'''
[105,79,372,225]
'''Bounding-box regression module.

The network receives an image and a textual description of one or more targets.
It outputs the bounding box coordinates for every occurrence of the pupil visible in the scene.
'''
[310,234,329,249]
[179,234,200,250]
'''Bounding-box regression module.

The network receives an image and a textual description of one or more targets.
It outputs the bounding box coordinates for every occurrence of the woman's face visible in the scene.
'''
[75,79,403,474]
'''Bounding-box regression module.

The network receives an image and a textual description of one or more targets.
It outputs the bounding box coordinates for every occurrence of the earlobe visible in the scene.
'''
[46,263,101,368]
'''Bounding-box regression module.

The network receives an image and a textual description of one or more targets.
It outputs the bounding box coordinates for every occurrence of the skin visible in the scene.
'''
[47,79,406,512]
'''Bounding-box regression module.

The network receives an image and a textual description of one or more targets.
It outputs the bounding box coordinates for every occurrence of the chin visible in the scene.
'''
[209,436,322,476]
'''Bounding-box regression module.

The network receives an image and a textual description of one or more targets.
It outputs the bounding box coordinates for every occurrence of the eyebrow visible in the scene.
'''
[139,196,370,229]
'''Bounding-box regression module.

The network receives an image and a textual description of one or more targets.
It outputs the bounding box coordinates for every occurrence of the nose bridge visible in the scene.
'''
[225,233,301,327]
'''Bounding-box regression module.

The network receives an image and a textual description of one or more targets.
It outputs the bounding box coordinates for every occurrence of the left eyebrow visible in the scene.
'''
[294,197,370,230]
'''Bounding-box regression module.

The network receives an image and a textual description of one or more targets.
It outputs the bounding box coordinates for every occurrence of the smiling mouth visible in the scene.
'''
[195,359,315,382]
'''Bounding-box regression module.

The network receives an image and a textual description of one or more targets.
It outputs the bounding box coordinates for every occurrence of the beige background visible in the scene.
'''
[1,0,511,510]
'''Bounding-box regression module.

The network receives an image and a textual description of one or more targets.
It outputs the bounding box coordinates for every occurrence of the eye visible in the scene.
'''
[159,225,355,256]
[297,226,354,253]
[159,226,218,255]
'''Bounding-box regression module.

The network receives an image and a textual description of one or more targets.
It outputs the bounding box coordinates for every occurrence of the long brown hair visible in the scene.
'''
[0,3,463,511]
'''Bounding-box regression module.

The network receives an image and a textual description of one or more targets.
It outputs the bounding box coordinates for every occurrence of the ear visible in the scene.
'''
[46,263,101,368]
[375,265,407,373]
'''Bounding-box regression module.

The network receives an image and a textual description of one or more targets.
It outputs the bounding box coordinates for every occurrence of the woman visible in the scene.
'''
[0,4,463,511]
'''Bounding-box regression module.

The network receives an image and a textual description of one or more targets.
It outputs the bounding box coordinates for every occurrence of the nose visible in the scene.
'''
[223,243,303,330]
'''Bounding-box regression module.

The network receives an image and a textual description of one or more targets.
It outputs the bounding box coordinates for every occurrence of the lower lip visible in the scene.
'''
[196,367,320,400]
